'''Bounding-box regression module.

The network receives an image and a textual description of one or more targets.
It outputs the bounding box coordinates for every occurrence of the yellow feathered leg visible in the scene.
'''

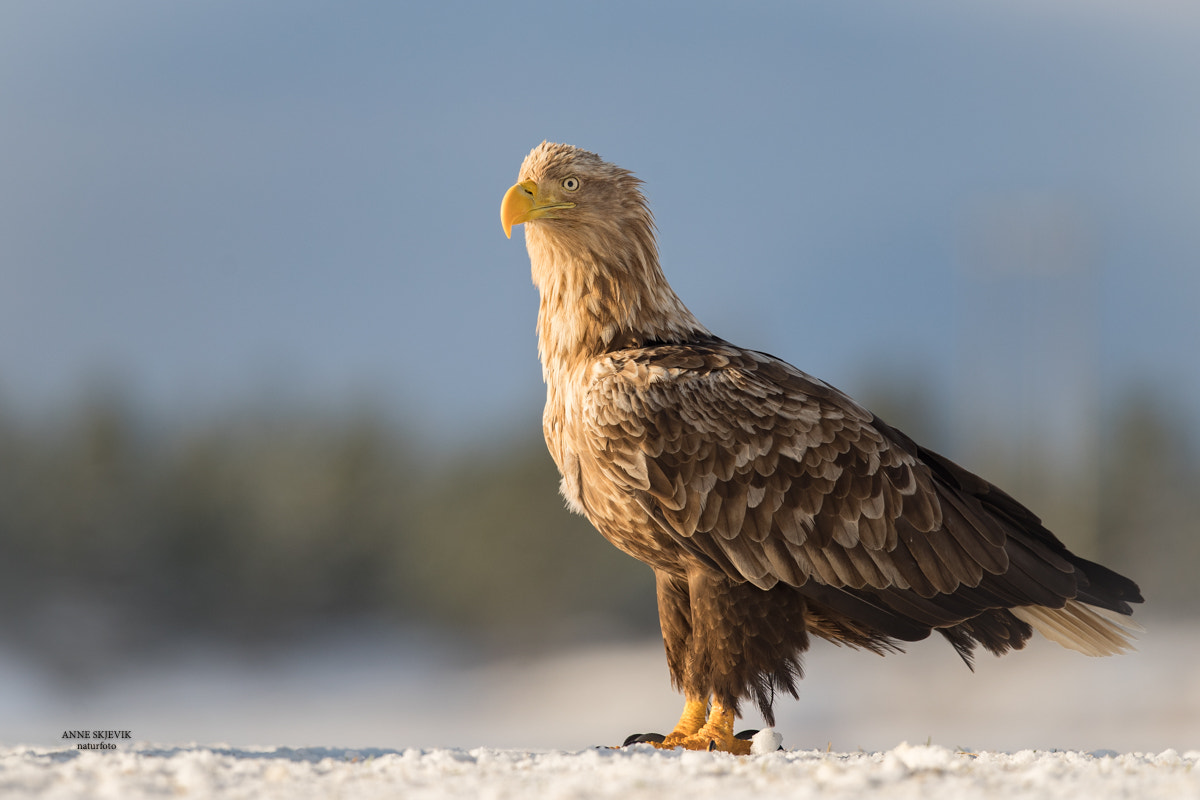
[657,696,753,755]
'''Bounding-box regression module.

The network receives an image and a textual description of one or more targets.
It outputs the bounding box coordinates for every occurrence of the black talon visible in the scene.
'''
[622,732,666,746]
[707,740,717,751]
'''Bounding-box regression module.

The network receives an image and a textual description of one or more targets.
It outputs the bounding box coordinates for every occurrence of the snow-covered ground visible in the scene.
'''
[2,742,1197,800]
[1,619,1197,797]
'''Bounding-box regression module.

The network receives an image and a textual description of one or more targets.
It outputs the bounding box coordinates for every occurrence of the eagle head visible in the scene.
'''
[501,142,651,243]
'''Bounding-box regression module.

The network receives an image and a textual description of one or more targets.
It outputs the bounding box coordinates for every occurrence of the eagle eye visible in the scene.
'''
[561,176,580,192]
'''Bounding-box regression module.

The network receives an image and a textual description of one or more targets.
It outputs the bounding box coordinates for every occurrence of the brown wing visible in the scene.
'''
[581,340,1085,613]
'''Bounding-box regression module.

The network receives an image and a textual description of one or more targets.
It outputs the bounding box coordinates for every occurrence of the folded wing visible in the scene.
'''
[582,339,1141,655]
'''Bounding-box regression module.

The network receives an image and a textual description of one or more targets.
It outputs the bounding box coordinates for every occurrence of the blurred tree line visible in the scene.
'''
[0,396,656,675]
[0,384,1195,675]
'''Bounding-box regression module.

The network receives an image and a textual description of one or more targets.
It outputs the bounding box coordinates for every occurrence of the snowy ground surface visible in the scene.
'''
[2,619,1197,797]
[3,742,1198,800]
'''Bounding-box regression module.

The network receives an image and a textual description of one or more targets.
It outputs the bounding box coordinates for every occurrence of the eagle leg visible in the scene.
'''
[657,696,752,755]
[659,695,708,743]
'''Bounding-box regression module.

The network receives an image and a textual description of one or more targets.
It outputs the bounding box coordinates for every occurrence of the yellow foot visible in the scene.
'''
[633,696,754,755]
[658,728,753,755]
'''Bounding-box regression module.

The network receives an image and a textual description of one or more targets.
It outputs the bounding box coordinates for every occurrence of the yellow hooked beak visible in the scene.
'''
[501,179,576,238]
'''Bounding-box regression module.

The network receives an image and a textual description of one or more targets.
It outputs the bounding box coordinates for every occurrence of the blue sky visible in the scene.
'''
[2,1,1197,450]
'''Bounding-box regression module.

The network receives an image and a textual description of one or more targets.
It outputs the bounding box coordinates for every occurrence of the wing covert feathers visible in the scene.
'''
[579,339,1142,649]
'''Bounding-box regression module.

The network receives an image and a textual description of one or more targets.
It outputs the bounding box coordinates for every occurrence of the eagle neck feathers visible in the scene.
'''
[526,213,708,386]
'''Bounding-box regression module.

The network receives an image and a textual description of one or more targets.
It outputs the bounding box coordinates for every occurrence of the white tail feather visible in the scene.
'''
[1011,601,1141,657]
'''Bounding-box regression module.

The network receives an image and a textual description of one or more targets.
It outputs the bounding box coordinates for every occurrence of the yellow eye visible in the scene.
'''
[561,176,580,192]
